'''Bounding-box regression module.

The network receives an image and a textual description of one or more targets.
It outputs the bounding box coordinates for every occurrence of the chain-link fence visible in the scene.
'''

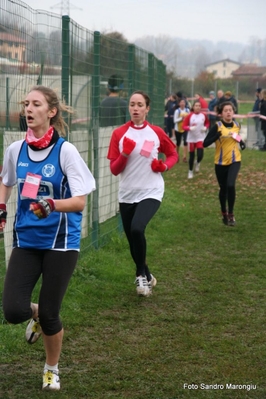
[0,0,166,266]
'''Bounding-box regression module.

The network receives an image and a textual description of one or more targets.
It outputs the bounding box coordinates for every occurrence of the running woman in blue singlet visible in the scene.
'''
[0,86,96,391]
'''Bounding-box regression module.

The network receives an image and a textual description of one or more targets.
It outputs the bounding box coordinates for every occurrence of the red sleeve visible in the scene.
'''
[107,122,131,160]
[110,153,128,176]
[107,122,131,175]
[149,124,178,169]
[182,113,192,131]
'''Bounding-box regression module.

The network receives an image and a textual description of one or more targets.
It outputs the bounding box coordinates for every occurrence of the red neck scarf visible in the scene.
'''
[25,126,54,149]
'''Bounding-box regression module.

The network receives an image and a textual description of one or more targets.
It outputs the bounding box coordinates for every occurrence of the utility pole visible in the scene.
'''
[50,0,82,16]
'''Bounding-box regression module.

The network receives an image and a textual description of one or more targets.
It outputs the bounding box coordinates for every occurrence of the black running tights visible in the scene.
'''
[119,199,161,278]
[189,148,204,171]
[2,248,78,336]
[215,162,241,214]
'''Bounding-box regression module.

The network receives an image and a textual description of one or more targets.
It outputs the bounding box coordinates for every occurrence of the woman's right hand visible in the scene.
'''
[0,204,7,230]
[122,136,136,157]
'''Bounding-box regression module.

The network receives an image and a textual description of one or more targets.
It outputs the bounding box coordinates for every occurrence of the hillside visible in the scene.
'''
[134,36,265,78]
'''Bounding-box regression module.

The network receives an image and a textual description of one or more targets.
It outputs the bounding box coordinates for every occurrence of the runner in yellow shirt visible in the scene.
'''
[203,101,246,226]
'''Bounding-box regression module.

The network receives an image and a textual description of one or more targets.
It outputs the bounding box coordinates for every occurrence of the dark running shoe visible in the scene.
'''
[227,214,236,227]
[222,212,228,225]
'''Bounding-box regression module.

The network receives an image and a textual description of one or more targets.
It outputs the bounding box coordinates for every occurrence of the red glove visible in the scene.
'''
[0,203,7,225]
[151,158,167,173]
[122,136,136,156]
[30,199,55,219]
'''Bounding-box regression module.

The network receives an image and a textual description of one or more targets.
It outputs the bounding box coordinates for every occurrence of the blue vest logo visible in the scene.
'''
[18,161,29,167]
[42,163,56,177]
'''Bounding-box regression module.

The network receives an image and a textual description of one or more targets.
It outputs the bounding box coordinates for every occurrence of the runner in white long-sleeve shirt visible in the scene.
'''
[107,90,178,296]
[182,100,209,179]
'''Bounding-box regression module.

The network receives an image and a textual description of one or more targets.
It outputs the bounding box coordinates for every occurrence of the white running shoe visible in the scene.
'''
[188,170,194,179]
[42,369,60,391]
[135,276,151,296]
[195,162,200,172]
[25,318,42,344]
[148,274,157,294]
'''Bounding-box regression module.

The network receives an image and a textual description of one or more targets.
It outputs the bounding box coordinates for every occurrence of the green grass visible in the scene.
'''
[1,148,266,398]
[238,102,253,126]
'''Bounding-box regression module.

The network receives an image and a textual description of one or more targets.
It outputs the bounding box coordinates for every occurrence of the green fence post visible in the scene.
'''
[148,53,154,123]
[158,60,166,129]
[91,31,100,248]
[5,77,10,130]
[62,15,70,140]
[36,52,45,85]
[128,44,135,99]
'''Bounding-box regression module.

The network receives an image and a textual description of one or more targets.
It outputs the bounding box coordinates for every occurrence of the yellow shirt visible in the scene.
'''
[215,121,241,165]
[174,108,189,132]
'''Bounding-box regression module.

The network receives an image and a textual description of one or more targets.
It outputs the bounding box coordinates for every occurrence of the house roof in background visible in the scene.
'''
[232,64,266,76]
[205,58,241,67]
[0,33,26,43]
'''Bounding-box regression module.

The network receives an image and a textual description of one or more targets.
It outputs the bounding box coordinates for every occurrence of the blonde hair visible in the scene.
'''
[261,89,266,101]
[21,85,74,136]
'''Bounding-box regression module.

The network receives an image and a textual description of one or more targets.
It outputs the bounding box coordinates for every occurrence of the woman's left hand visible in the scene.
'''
[151,159,167,173]
[30,199,55,219]
[240,140,246,150]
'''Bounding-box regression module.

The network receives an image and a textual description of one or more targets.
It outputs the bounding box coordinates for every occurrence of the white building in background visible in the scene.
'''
[0,32,26,62]
[205,59,241,79]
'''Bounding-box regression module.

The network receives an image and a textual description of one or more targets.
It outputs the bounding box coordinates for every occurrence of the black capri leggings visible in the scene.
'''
[175,131,188,147]
[2,248,78,336]
[215,162,241,214]
[119,199,161,278]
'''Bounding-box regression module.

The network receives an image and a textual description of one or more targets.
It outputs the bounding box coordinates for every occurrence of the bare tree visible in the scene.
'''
[135,34,180,69]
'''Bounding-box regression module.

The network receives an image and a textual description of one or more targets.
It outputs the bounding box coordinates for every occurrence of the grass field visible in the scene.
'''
[237,102,253,126]
[1,147,266,398]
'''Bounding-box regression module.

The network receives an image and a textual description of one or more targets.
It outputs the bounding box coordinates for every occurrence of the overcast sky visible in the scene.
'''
[22,0,264,45]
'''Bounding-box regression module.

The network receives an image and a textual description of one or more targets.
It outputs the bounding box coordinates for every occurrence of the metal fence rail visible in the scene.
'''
[0,0,166,267]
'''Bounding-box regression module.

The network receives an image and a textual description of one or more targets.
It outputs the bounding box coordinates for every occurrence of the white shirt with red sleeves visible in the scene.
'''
[107,120,177,204]
[182,112,209,143]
